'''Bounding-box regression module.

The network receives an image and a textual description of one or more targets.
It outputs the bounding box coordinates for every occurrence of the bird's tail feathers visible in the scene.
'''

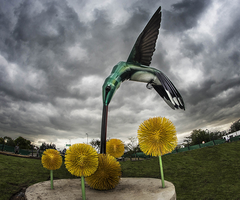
[154,72,185,110]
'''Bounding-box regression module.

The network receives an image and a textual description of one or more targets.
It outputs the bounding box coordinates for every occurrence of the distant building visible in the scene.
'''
[222,130,240,140]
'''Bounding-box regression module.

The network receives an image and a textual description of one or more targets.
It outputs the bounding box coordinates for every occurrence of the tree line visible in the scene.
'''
[182,118,240,147]
[0,136,56,150]
[90,118,240,153]
[1,118,239,152]
[0,136,31,149]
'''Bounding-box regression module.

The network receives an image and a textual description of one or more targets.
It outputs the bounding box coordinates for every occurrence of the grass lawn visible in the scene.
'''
[121,141,240,200]
[1,141,240,200]
[0,155,77,200]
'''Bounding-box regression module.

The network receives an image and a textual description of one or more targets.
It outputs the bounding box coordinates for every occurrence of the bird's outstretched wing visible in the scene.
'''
[152,71,185,110]
[127,7,161,66]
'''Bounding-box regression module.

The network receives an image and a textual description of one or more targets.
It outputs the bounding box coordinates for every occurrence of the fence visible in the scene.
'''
[0,144,31,156]
[0,144,56,158]
[229,135,240,142]
[171,138,239,154]
[180,136,239,154]
[121,152,151,161]
[121,136,240,161]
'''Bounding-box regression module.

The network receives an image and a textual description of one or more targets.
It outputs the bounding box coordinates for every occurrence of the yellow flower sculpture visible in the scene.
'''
[42,149,62,170]
[138,116,178,188]
[106,139,124,158]
[138,116,177,156]
[86,154,121,190]
[65,143,99,200]
[41,149,62,189]
[65,143,98,177]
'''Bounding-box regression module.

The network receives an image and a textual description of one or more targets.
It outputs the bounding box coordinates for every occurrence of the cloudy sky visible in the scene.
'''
[0,0,239,150]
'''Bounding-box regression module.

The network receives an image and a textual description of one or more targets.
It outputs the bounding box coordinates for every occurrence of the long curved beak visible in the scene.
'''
[103,84,114,106]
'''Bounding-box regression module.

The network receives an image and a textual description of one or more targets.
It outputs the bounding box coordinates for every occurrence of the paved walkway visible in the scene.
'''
[0,151,40,159]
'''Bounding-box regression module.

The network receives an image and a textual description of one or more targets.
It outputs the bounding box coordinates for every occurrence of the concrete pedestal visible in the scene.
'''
[26,178,176,200]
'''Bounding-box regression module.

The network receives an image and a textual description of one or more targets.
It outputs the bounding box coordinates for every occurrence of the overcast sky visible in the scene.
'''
[0,0,239,150]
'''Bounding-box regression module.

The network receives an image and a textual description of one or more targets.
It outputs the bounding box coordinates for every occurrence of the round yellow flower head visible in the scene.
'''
[106,139,124,158]
[138,116,178,156]
[86,154,121,190]
[65,143,98,177]
[41,149,62,170]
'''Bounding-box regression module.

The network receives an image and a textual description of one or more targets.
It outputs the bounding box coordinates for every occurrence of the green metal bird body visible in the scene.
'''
[102,6,185,110]
[102,61,184,109]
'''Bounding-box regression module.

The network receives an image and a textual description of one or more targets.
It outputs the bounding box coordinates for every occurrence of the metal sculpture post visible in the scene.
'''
[100,105,108,154]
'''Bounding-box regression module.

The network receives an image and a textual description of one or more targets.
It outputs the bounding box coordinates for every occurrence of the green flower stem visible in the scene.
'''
[50,170,53,189]
[158,155,165,188]
[81,176,86,200]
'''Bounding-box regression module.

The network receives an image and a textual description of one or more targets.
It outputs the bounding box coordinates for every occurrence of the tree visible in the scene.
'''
[124,137,141,156]
[40,142,47,150]
[183,136,192,146]
[0,137,4,144]
[14,136,31,149]
[4,136,15,147]
[229,119,240,133]
[50,143,56,149]
[40,142,56,150]
[90,139,101,153]
[183,129,227,146]
[209,130,226,140]
[187,129,209,145]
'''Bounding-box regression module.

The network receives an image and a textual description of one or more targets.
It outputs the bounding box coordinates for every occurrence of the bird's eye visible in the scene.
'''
[106,86,111,92]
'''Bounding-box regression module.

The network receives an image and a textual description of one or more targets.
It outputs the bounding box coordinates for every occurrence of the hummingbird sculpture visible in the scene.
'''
[100,6,185,153]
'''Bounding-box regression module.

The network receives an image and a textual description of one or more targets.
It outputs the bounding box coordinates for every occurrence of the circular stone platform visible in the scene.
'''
[25,178,176,200]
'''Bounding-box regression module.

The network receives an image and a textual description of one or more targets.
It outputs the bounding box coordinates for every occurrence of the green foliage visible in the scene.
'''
[184,129,225,146]
[40,142,56,150]
[90,139,101,153]
[4,136,15,147]
[14,136,31,149]
[229,118,240,133]
[0,136,32,149]
[124,137,141,156]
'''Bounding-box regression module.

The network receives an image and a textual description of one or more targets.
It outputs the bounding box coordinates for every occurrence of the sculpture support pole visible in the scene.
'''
[159,155,165,188]
[50,170,53,189]
[100,104,108,154]
[81,176,86,200]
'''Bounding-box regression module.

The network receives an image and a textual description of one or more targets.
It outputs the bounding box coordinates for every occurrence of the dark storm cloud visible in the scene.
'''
[81,8,118,75]
[162,0,210,32]
[0,0,95,140]
[186,77,240,106]
[81,4,160,74]
[180,36,204,57]
[219,16,240,48]
[0,0,96,107]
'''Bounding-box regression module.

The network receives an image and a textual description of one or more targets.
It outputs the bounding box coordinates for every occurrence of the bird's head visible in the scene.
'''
[102,74,121,106]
